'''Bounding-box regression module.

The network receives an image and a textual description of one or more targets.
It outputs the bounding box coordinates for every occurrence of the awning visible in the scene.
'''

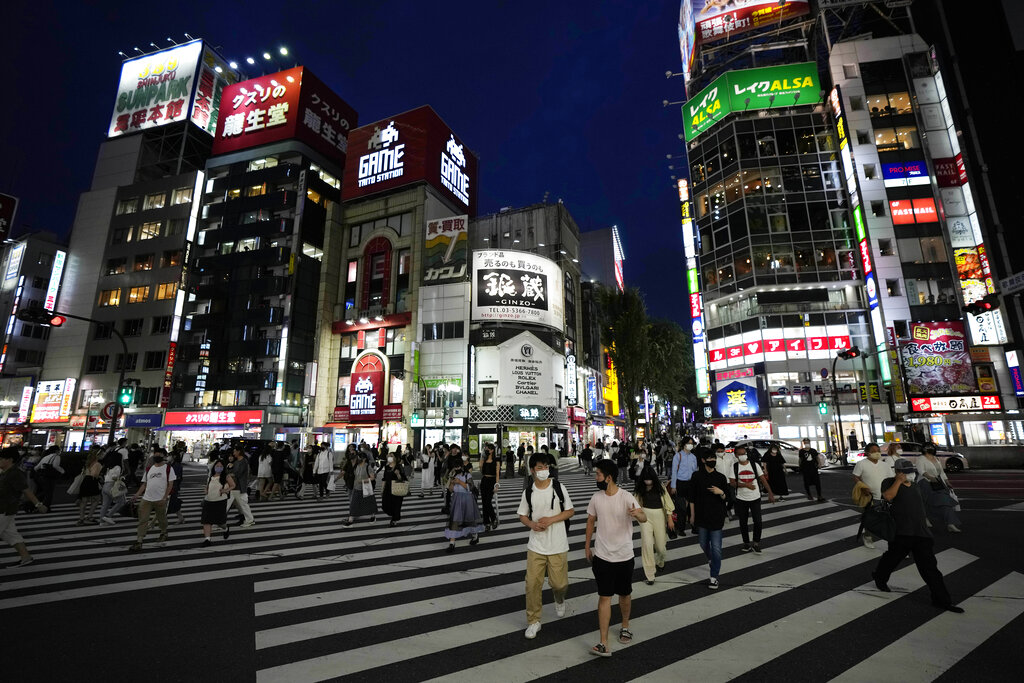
[154,424,260,432]
[324,422,381,429]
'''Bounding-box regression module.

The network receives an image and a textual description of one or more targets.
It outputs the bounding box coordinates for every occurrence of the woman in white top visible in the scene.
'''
[916,444,962,532]
[419,446,438,497]
[201,458,235,546]
[312,445,335,500]
[257,450,273,501]
[98,450,127,524]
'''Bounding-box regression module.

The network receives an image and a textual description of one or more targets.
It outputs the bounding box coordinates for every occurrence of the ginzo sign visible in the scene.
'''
[472,250,565,330]
[342,106,478,215]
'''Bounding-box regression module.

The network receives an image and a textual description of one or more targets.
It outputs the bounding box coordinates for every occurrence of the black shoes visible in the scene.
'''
[933,602,965,613]
[872,572,890,592]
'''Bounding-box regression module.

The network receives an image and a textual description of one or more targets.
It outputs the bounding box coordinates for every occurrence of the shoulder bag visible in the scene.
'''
[66,472,85,496]
[110,477,128,499]
[391,480,410,497]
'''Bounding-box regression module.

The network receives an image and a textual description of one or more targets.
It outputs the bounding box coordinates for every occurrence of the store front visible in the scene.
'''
[158,409,263,459]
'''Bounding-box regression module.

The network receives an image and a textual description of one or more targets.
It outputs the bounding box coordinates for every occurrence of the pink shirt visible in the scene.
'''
[587,487,640,562]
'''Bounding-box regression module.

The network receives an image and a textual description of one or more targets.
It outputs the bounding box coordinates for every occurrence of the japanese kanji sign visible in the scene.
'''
[108,42,203,138]
[212,66,357,168]
[712,374,766,420]
[423,214,469,284]
[472,250,565,331]
[685,1,810,50]
[900,322,977,396]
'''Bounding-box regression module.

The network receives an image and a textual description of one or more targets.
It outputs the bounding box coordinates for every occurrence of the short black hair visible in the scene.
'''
[866,442,880,452]
[0,447,20,462]
[595,459,618,481]
[529,452,553,470]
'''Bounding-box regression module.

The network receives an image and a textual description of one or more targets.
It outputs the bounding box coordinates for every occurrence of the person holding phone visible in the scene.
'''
[691,449,730,590]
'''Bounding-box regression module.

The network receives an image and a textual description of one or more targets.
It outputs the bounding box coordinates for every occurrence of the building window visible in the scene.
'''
[855,130,870,145]
[144,350,166,370]
[384,329,406,356]
[166,218,186,236]
[247,157,278,172]
[481,386,495,406]
[885,279,901,297]
[116,198,138,215]
[349,224,361,247]
[863,164,877,180]
[138,222,162,240]
[421,321,465,340]
[134,254,154,271]
[105,258,127,275]
[79,388,105,409]
[111,227,132,245]
[849,95,864,111]
[87,355,109,373]
[94,323,113,340]
[143,193,166,210]
[246,183,266,197]
[19,324,50,340]
[340,334,358,359]
[116,353,138,372]
[123,318,144,337]
[878,239,894,256]
[870,200,886,218]
[138,387,161,406]
[843,64,858,79]
[151,315,171,334]
[155,282,177,300]
[171,187,192,205]
[99,289,121,307]
[127,286,150,304]
[161,250,183,268]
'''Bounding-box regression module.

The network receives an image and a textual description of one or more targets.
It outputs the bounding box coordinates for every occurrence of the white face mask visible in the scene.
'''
[643,479,653,486]
[387,457,394,464]
[895,449,903,455]
[535,469,550,481]
[684,444,693,451]
[738,454,748,462]
[462,455,469,462]
[904,472,916,484]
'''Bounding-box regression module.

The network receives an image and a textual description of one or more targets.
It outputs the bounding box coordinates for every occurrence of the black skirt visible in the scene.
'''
[201,499,228,525]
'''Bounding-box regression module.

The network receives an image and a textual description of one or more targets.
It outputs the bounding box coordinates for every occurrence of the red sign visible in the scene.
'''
[711,348,726,363]
[382,404,403,421]
[830,335,852,350]
[934,154,967,187]
[694,1,810,47]
[763,339,784,354]
[910,395,1000,412]
[715,367,755,381]
[212,66,358,168]
[164,410,263,426]
[889,199,938,225]
[743,340,762,357]
[787,339,806,353]
[690,293,702,318]
[332,407,350,422]
[859,240,873,274]
[341,106,478,215]
[161,341,177,408]
[727,346,743,359]
[349,370,384,421]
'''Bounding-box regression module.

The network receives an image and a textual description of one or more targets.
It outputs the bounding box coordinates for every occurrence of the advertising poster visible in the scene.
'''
[900,322,977,395]
[689,1,810,47]
[497,335,554,406]
[954,247,986,304]
[108,42,204,138]
[472,250,564,330]
[422,215,468,284]
[712,371,767,419]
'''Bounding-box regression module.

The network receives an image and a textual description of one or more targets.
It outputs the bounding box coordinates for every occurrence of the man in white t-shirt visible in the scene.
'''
[728,445,775,553]
[129,447,177,552]
[517,453,574,640]
[852,443,894,549]
[585,460,646,657]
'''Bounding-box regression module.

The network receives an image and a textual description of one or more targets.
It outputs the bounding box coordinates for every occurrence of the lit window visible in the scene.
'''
[161,250,182,268]
[171,187,192,205]
[105,258,126,275]
[227,188,242,200]
[128,286,150,303]
[155,282,177,300]
[246,184,266,197]
[143,193,166,210]
[99,289,121,307]
[133,254,154,271]
[247,157,278,172]
[347,260,358,283]
[138,222,162,240]
[116,198,138,215]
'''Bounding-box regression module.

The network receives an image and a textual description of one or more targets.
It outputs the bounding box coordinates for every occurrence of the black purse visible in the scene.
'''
[862,498,895,542]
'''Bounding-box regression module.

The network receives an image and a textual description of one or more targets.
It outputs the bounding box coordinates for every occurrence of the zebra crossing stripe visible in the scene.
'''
[828,571,1024,683]
[254,520,863,681]
[631,548,977,683]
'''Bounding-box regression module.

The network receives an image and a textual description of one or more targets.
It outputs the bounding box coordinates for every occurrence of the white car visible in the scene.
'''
[847,441,969,473]
[725,439,801,472]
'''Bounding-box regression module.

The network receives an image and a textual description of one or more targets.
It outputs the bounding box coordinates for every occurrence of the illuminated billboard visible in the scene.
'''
[889,199,937,225]
[31,378,75,423]
[712,370,768,420]
[423,215,468,285]
[43,250,66,311]
[471,250,564,330]
[900,322,976,395]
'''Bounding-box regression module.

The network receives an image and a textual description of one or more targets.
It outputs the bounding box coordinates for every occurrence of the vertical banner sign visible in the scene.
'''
[43,250,67,311]
[586,375,598,412]
[161,341,177,407]
[1005,351,1024,397]
[679,178,709,398]
[830,87,891,382]
[565,354,578,406]
[423,215,469,284]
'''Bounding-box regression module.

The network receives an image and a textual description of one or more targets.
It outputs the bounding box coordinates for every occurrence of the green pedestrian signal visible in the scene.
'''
[818,401,828,415]
[117,384,135,406]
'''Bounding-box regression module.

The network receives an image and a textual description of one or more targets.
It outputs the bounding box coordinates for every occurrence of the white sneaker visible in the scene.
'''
[525,622,542,639]
[241,520,256,528]
[555,601,566,618]
[862,535,875,549]
[101,517,115,525]
[947,524,962,533]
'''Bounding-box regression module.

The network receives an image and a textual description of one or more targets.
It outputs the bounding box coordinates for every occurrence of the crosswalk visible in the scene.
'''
[3,458,1022,681]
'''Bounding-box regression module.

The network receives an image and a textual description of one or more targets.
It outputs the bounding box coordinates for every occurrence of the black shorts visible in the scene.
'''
[201,499,228,525]
[592,555,634,596]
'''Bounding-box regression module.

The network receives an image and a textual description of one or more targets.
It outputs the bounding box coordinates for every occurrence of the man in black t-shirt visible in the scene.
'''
[872,459,964,613]
[690,451,730,590]
[797,438,825,502]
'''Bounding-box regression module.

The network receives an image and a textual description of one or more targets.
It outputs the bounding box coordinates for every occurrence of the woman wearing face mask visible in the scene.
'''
[762,445,789,501]
[635,465,675,584]
[444,454,484,552]
[916,444,962,532]
[381,452,408,527]
[480,445,501,531]
[200,458,234,546]
[341,452,376,527]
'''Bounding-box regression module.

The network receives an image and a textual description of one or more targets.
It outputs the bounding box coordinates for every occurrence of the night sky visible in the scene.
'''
[0,2,688,324]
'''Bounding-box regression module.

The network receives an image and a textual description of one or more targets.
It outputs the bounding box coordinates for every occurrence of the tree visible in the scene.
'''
[596,286,650,439]
[647,318,700,432]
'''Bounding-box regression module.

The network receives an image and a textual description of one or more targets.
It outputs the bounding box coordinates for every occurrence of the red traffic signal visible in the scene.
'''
[838,346,861,360]
[15,306,66,326]
[963,294,1000,316]
[49,314,67,326]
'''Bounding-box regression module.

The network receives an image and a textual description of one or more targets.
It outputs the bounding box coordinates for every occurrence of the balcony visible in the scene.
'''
[206,163,301,196]
[214,219,293,245]
[241,306,284,325]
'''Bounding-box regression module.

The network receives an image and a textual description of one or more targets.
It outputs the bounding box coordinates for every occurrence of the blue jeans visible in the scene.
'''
[697,527,723,578]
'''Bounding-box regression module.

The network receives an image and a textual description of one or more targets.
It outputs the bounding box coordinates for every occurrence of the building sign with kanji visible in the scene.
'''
[472,250,565,330]
[423,215,469,284]
[212,66,357,169]
[712,372,767,420]
[164,410,263,426]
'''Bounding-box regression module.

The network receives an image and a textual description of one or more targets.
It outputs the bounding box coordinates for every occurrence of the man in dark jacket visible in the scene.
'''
[690,449,730,590]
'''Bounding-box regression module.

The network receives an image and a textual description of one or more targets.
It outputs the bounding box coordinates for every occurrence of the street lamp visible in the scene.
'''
[831,346,862,465]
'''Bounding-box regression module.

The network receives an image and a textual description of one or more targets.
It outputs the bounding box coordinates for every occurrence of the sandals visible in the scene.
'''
[618,628,634,644]
[590,643,612,657]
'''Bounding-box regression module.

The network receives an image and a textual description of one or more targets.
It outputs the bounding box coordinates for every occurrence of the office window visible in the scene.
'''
[19,324,50,340]
[227,188,242,200]
[138,387,161,406]
[134,254,154,271]
[123,318,144,337]
[843,64,858,79]
[144,350,166,370]
[849,95,864,111]
[171,187,192,205]
[151,315,172,334]
[482,386,495,406]
[421,321,465,340]
[155,282,177,300]
[349,224,361,247]
[863,164,877,180]
[87,355,109,373]
[166,218,186,236]
[870,200,886,218]
[143,193,166,210]
[94,323,113,340]
[160,250,183,268]
[128,286,150,303]
[115,353,138,371]
[246,183,266,197]
[885,279,901,297]
[247,157,277,172]
[878,239,894,256]
[30,275,44,289]
[856,130,871,145]
[105,258,127,275]
[138,222,162,240]
[115,198,138,215]
[98,289,121,307]
[111,227,132,245]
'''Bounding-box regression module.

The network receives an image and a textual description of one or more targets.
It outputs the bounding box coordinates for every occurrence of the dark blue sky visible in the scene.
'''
[0,1,687,324]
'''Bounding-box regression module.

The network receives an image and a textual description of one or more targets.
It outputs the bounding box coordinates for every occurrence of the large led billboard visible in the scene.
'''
[899,322,977,395]
[471,250,564,330]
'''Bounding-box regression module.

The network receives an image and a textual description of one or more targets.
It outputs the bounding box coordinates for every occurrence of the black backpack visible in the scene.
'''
[525,479,572,531]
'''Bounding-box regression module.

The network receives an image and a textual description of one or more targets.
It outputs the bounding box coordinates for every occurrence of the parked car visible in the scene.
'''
[847,441,968,473]
[725,439,801,472]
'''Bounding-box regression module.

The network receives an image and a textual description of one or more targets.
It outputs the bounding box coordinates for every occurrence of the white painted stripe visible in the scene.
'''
[254,519,864,681]
[632,549,977,683]
[829,572,1024,683]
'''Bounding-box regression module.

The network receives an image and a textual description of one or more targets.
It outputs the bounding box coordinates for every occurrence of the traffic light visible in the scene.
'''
[838,346,861,360]
[818,401,829,415]
[117,383,135,406]
[16,306,66,326]
[963,294,1000,316]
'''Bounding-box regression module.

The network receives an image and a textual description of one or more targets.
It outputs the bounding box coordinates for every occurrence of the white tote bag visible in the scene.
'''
[361,480,374,497]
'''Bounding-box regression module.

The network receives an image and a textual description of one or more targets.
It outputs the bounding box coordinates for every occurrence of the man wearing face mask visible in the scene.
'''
[872,459,965,613]
[669,438,698,535]
[517,453,574,640]
[852,443,894,548]
[713,444,736,521]
[129,447,176,552]
[729,445,775,553]
[690,450,730,589]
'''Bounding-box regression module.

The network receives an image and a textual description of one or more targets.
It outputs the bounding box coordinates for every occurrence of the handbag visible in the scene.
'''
[66,472,85,496]
[929,478,946,491]
[110,478,128,498]
[361,480,374,497]
[391,480,410,497]
[862,498,895,542]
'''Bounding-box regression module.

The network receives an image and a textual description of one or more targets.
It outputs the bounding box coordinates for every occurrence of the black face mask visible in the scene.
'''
[596,480,609,491]
[704,459,717,468]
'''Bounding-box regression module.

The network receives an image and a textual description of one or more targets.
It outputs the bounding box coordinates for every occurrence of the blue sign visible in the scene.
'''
[864,272,880,308]
[882,161,927,180]
[125,413,163,428]
[586,376,598,412]
[1009,364,1024,397]
[712,378,766,419]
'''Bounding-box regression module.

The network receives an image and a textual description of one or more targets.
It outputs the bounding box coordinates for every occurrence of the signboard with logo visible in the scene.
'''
[190,46,236,136]
[934,154,967,187]
[4,242,24,281]
[712,372,767,420]
[472,250,565,330]
[423,215,469,284]
[514,405,543,421]
[497,334,555,406]
[900,322,976,395]
[910,395,1001,413]
[212,66,357,167]
[164,410,262,426]
[889,199,937,225]
[0,192,18,242]
[382,404,403,421]
[125,413,163,428]
[686,1,810,50]
[565,354,578,405]
[683,61,819,141]
[30,379,75,423]
[43,250,66,311]
[1006,351,1024,397]
[109,42,204,138]
[586,375,599,412]
[341,106,478,214]
[349,370,384,421]
[881,160,929,187]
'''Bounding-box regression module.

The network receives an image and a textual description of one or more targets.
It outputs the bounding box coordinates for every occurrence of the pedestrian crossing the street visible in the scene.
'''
[2,459,1022,681]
